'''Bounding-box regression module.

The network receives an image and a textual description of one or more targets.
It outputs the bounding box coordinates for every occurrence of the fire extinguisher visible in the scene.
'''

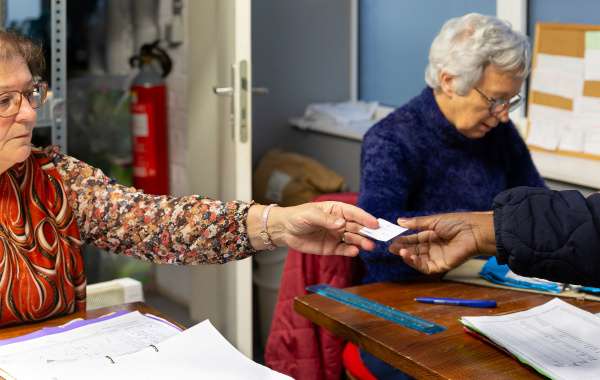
[129,41,172,195]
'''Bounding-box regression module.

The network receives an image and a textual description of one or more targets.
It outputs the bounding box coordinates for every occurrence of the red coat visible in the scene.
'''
[265,193,362,380]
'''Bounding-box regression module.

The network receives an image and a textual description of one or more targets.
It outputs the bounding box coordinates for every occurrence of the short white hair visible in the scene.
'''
[425,13,530,95]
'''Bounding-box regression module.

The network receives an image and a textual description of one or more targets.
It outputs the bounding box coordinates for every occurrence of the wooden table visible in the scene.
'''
[295,281,600,379]
[0,302,181,341]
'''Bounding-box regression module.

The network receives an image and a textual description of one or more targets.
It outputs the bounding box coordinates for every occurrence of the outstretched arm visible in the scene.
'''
[390,187,600,287]
[52,148,378,263]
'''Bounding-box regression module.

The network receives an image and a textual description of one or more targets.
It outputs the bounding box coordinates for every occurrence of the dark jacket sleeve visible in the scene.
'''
[493,187,600,287]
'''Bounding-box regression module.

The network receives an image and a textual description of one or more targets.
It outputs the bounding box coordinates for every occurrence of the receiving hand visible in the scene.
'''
[388,211,496,274]
[270,201,378,257]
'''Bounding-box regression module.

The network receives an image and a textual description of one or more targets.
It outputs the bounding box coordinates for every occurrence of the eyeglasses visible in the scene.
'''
[474,87,523,115]
[0,82,48,118]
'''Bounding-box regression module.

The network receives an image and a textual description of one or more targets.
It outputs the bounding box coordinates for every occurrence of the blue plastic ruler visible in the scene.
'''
[306,284,446,335]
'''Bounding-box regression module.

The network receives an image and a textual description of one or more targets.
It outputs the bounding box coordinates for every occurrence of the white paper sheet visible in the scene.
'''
[584,32,600,81]
[45,320,292,380]
[531,54,584,99]
[461,298,600,380]
[558,128,585,152]
[359,218,407,242]
[568,97,600,154]
[527,120,560,150]
[528,104,572,124]
[527,104,572,150]
[531,68,584,99]
[0,311,180,368]
[573,96,600,116]
[584,130,600,155]
[537,53,585,76]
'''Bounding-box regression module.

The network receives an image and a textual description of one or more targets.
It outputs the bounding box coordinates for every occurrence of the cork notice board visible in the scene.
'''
[526,22,600,160]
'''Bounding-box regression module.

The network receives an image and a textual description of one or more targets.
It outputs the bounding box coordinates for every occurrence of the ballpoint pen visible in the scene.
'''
[415,297,497,308]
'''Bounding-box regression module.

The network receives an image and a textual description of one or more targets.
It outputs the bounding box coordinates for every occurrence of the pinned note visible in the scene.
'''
[584,31,600,81]
[359,218,407,242]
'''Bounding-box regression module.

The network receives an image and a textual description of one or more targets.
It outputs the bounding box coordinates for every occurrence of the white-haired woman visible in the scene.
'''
[355,13,546,378]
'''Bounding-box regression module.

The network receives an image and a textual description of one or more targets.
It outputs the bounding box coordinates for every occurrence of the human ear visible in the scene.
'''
[439,72,456,98]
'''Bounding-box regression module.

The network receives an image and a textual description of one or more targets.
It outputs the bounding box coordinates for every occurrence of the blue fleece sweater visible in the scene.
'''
[358,87,545,283]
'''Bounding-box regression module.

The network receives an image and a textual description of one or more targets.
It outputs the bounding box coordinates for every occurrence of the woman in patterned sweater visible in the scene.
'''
[0,31,378,327]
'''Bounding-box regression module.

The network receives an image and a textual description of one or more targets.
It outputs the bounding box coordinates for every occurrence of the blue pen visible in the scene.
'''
[415,297,497,308]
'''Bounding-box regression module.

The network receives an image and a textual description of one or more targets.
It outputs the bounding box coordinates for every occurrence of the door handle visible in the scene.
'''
[252,87,269,95]
[213,86,234,96]
[214,86,268,96]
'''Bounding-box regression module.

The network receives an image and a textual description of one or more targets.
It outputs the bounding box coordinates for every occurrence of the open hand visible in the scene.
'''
[388,212,496,274]
[271,201,378,257]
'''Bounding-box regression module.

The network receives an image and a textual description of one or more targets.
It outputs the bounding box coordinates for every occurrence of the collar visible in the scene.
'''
[419,87,480,147]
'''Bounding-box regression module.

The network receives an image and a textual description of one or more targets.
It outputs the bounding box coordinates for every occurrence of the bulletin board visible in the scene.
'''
[526,22,600,160]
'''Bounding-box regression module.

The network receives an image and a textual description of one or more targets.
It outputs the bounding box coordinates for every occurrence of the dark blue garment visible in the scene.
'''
[358,87,545,283]
[357,87,545,377]
[359,350,413,380]
[494,187,600,287]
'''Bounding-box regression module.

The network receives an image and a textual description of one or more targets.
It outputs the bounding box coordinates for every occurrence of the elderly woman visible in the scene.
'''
[357,13,545,378]
[0,30,378,327]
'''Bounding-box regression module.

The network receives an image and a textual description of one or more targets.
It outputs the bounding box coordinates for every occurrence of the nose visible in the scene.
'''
[495,107,510,123]
[15,95,37,123]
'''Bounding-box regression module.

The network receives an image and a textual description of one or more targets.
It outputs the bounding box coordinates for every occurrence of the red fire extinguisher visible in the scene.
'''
[129,41,172,195]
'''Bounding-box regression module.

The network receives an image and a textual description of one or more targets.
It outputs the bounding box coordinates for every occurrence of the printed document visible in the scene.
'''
[461,298,600,380]
[0,315,290,380]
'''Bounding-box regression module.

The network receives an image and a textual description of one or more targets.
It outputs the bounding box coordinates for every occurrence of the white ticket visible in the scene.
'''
[359,218,408,242]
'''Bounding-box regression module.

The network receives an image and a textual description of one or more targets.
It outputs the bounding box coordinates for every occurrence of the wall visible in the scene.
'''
[359,0,496,107]
[155,0,194,308]
[252,0,353,165]
[529,0,600,36]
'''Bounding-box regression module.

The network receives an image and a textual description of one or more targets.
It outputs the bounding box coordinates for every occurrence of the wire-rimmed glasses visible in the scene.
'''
[0,82,48,118]
[474,87,523,115]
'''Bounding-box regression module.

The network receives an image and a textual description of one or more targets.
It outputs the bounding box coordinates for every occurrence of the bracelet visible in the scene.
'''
[260,203,278,251]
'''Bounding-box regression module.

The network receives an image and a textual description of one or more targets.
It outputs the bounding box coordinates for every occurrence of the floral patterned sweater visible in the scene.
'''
[0,146,255,327]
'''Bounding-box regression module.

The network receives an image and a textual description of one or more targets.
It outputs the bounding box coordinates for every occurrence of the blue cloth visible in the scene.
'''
[479,257,563,293]
[357,87,545,378]
[358,87,545,283]
[359,350,413,380]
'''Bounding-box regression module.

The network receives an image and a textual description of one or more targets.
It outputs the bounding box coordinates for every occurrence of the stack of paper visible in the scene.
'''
[461,298,600,380]
[0,311,291,380]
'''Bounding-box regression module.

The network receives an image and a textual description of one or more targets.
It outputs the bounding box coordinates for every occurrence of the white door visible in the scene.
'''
[184,0,253,357]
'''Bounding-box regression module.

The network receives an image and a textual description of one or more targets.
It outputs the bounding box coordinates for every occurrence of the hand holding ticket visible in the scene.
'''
[359,218,408,242]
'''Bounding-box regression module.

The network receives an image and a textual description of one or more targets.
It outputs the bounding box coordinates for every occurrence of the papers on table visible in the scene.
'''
[0,312,291,380]
[0,311,181,366]
[527,32,600,154]
[359,218,407,242]
[461,298,600,380]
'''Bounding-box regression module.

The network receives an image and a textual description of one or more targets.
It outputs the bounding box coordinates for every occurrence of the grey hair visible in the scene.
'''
[425,13,530,95]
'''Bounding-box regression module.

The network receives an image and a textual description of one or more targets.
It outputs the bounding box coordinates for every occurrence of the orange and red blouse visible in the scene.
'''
[0,146,255,327]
